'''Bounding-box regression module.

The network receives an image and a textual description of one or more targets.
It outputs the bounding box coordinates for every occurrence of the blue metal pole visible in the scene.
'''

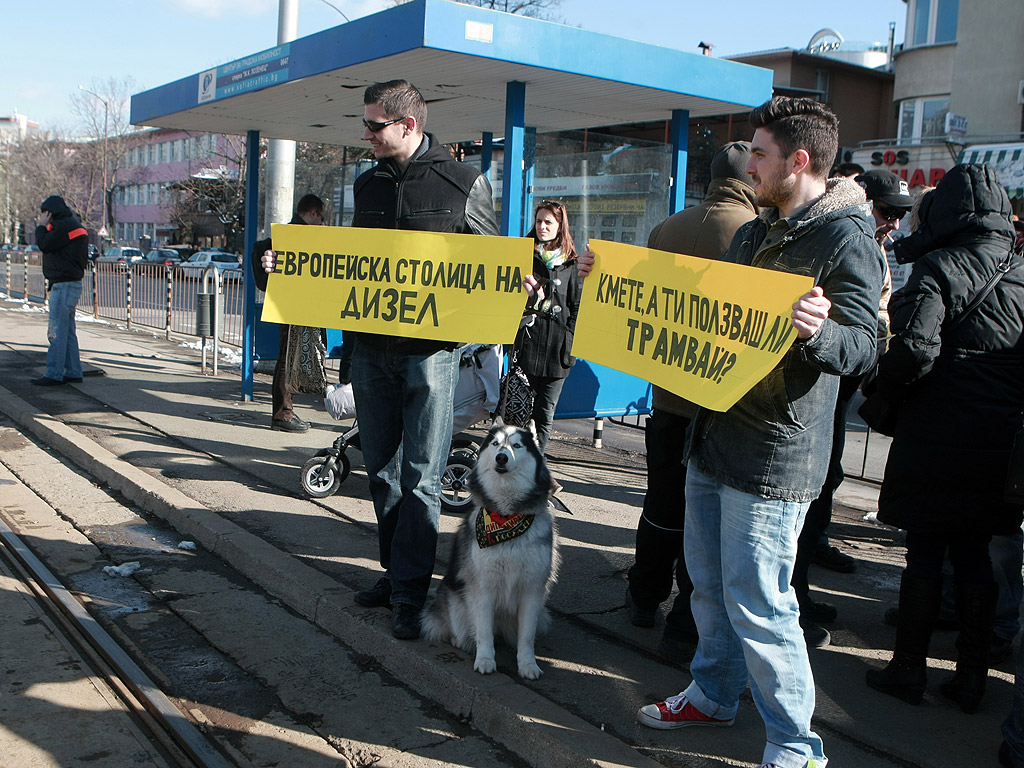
[523,126,536,234]
[669,109,689,215]
[241,129,260,401]
[481,131,493,182]
[501,82,526,237]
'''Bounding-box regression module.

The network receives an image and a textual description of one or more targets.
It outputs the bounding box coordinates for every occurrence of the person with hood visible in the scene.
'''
[252,193,325,433]
[32,195,89,386]
[633,97,884,768]
[623,141,757,665]
[864,164,1024,715]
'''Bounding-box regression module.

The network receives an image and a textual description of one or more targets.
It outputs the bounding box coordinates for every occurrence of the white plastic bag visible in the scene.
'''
[324,382,357,420]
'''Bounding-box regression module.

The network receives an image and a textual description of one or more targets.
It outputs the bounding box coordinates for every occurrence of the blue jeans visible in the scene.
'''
[993,527,1024,641]
[683,465,826,768]
[350,339,459,608]
[46,281,83,381]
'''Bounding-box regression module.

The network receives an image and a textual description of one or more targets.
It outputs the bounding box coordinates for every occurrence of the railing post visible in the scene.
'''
[125,265,133,330]
[165,266,173,339]
[92,263,99,318]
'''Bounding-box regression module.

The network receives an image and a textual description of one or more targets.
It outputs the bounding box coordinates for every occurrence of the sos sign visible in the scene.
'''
[870,150,946,187]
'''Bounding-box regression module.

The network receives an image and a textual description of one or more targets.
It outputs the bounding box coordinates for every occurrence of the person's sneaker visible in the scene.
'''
[63,376,83,383]
[30,376,65,386]
[637,692,734,729]
[392,603,421,640]
[801,617,831,648]
[272,415,310,433]
[802,599,838,624]
[354,576,392,608]
[812,542,857,573]
[625,586,657,628]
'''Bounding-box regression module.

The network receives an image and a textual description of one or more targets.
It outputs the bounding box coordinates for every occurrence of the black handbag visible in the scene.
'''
[497,347,535,428]
[1004,427,1024,506]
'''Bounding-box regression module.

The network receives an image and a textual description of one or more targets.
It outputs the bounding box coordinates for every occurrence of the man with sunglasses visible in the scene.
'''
[855,169,914,246]
[348,79,499,640]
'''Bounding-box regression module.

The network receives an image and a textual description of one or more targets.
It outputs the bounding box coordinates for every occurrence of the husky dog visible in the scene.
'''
[422,419,560,679]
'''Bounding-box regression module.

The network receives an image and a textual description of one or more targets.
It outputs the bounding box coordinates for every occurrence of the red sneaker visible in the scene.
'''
[637,692,735,730]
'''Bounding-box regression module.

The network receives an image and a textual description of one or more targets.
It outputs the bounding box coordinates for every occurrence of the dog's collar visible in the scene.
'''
[475,507,533,548]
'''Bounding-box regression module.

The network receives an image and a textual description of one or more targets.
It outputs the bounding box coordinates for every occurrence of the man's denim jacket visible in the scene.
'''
[686,177,886,502]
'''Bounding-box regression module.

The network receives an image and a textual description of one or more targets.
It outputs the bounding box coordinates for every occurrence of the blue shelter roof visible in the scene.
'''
[131,0,772,144]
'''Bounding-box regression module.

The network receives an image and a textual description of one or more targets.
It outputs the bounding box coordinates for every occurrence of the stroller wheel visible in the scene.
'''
[440,453,475,514]
[300,452,350,498]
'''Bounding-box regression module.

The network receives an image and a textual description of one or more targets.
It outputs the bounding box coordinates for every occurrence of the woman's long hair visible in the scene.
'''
[526,201,577,261]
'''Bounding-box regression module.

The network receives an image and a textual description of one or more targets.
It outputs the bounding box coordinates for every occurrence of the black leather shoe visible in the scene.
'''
[354,577,392,608]
[802,599,838,624]
[801,617,831,648]
[392,603,421,639]
[30,376,66,386]
[63,376,83,383]
[812,543,858,573]
[272,415,309,433]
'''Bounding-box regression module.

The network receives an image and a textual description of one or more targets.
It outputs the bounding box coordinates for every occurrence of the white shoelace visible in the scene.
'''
[663,692,688,712]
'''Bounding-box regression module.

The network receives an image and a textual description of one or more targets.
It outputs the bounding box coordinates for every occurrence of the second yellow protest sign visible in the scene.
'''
[572,240,813,412]
[261,225,534,344]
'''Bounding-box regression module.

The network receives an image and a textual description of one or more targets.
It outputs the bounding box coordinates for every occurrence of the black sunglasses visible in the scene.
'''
[875,204,908,222]
[538,200,564,210]
[362,116,407,133]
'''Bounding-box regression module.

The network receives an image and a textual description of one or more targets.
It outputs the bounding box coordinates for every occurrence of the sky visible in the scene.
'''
[3,0,907,134]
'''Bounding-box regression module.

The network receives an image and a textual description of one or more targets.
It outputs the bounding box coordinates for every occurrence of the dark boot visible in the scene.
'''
[866,573,942,704]
[939,581,998,714]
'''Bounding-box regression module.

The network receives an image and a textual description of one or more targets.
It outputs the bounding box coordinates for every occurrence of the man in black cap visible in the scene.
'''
[856,169,915,246]
[624,141,758,663]
[32,195,89,386]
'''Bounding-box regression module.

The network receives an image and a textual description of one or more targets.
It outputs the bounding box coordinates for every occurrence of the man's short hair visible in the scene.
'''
[749,97,839,180]
[831,162,865,178]
[364,79,427,130]
[296,194,324,215]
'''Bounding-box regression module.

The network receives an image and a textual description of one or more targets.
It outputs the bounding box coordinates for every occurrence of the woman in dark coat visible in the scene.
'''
[865,164,1024,713]
[514,200,583,453]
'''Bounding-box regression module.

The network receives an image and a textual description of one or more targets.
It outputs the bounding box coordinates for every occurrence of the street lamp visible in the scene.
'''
[78,85,109,240]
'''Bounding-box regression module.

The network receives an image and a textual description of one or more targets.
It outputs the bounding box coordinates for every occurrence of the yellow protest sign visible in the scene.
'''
[261,225,533,343]
[572,240,814,412]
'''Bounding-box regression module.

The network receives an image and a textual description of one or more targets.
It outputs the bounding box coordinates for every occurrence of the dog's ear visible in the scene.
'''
[494,415,505,428]
[526,420,538,440]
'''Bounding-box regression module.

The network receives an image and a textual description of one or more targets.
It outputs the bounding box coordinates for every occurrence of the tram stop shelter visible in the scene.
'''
[130,0,772,417]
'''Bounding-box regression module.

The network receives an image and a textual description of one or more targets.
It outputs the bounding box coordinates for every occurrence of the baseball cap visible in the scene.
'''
[854,170,914,208]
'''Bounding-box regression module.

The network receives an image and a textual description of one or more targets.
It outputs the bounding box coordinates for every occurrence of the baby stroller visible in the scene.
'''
[299,343,502,514]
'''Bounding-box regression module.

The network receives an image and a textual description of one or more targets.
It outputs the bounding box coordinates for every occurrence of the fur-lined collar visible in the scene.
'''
[759,176,870,227]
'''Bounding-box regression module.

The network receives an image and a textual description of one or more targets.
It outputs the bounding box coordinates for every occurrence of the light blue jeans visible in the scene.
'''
[350,339,459,608]
[46,280,83,381]
[683,465,826,768]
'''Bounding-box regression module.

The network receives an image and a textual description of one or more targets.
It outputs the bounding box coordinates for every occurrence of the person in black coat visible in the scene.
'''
[32,195,89,386]
[514,200,583,453]
[251,193,324,432]
[864,164,1024,714]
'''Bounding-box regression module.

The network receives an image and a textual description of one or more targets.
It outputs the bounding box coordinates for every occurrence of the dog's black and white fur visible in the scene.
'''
[422,419,560,679]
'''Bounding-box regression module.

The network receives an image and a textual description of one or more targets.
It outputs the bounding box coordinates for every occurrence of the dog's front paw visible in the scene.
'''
[474,656,497,675]
[518,661,543,680]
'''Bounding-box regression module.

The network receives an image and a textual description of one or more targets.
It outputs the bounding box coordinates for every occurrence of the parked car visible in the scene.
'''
[141,248,182,266]
[179,251,242,271]
[97,246,144,263]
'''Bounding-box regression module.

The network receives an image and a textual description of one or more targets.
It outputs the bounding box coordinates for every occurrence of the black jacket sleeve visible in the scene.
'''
[250,237,273,292]
[466,176,499,236]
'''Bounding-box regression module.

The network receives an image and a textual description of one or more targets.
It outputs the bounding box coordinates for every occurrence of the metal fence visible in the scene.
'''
[2,252,245,349]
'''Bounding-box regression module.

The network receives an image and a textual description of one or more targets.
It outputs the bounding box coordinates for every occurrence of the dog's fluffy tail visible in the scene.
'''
[420,587,452,644]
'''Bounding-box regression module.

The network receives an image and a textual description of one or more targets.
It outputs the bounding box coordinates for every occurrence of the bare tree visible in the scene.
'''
[70,77,146,233]
[390,0,562,18]
[168,135,249,250]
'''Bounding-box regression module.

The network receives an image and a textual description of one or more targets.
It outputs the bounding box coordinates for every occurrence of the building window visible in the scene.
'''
[907,0,958,46]
[815,70,831,102]
[897,96,950,142]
